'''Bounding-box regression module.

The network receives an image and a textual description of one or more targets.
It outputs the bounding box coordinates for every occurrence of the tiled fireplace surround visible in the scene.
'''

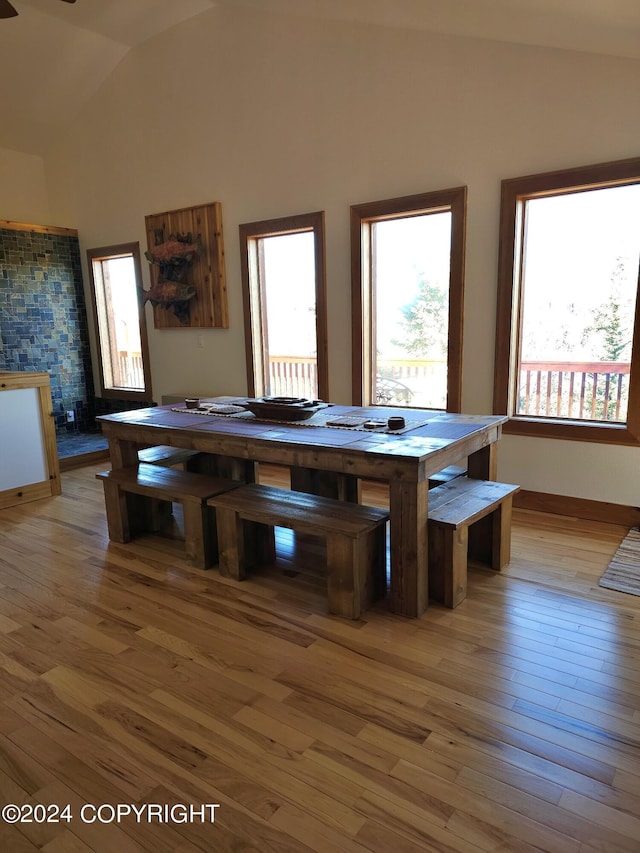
[0,226,145,439]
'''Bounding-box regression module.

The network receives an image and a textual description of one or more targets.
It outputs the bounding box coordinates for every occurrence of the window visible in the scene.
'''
[351,187,466,411]
[86,243,153,401]
[239,212,328,400]
[494,158,640,445]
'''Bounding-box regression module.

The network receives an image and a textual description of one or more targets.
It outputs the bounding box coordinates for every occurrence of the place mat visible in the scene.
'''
[171,403,249,415]
[171,405,432,434]
[411,421,493,440]
[598,527,640,596]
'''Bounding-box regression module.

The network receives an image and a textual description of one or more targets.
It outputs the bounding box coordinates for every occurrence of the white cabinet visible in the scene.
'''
[0,372,61,508]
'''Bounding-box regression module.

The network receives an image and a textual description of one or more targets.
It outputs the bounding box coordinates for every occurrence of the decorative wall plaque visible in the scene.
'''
[144,201,228,329]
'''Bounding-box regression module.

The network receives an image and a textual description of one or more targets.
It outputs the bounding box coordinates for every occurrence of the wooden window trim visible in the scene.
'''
[494,157,640,446]
[239,211,329,401]
[350,187,467,411]
[86,242,153,403]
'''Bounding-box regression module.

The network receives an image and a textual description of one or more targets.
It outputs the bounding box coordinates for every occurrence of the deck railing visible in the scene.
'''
[226,354,631,423]
[519,360,630,421]
[117,350,144,390]
[268,355,318,399]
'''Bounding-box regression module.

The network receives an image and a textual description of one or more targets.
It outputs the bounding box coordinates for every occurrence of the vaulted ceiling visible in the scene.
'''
[2,0,640,156]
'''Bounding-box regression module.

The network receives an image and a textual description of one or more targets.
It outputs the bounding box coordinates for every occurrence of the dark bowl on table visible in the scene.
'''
[244,396,322,421]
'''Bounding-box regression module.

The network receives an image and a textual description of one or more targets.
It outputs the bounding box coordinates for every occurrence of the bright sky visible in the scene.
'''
[374,212,452,358]
[521,184,640,362]
[104,255,142,352]
[263,231,317,357]
[252,184,640,370]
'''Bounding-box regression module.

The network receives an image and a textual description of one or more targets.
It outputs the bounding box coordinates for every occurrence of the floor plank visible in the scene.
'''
[0,462,638,851]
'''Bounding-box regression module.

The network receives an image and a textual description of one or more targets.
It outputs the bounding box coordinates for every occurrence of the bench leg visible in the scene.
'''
[326,533,360,619]
[180,502,219,569]
[428,523,468,608]
[467,497,513,570]
[216,509,275,580]
[244,520,276,566]
[101,480,130,543]
[147,497,173,532]
[326,526,386,620]
[213,507,245,579]
[326,526,385,620]
[101,480,171,543]
[366,524,387,604]
[182,501,212,569]
[491,497,512,570]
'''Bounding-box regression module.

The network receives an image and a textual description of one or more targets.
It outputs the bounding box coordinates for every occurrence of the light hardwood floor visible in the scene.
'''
[0,462,638,852]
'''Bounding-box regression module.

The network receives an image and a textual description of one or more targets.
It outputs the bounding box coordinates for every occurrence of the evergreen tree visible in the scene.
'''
[582,258,633,362]
[392,278,448,358]
[581,258,633,420]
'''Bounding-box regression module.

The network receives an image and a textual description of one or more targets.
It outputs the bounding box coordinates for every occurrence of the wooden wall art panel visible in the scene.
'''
[144,201,228,329]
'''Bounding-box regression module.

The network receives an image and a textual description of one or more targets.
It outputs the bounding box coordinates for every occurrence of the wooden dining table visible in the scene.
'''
[97,400,508,618]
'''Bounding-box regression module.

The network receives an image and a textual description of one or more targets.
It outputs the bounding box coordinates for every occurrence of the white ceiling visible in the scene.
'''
[2,0,640,156]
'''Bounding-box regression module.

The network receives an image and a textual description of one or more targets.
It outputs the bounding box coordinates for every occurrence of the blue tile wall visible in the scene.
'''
[0,227,95,436]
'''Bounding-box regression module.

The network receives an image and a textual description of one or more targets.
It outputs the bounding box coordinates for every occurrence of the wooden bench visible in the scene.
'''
[427,478,520,608]
[138,445,257,485]
[290,464,467,504]
[96,463,239,568]
[428,465,467,489]
[138,445,202,470]
[208,484,390,619]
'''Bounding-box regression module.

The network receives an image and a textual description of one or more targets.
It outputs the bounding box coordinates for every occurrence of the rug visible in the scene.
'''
[599,527,640,596]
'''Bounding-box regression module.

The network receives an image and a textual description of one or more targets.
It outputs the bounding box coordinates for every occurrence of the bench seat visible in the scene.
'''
[290,464,467,503]
[96,463,239,568]
[208,484,390,619]
[138,445,202,469]
[428,477,520,608]
[428,465,468,488]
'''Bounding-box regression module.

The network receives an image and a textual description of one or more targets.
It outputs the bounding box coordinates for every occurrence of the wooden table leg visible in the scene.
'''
[107,437,139,470]
[290,466,360,502]
[193,454,257,483]
[388,478,429,618]
[467,442,497,481]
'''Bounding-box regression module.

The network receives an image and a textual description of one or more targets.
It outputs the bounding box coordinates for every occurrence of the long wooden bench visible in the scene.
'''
[208,484,390,619]
[138,445,202,469]
[96,463,239,568]
[427,477,520,608]
[290,464,467,503]
[428,465,468,488]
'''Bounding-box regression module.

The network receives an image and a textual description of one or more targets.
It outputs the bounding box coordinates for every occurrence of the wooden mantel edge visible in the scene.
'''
[0,219,78,236]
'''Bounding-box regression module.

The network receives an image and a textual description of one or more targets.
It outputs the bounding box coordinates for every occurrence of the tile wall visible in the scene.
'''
[0,227,96,435]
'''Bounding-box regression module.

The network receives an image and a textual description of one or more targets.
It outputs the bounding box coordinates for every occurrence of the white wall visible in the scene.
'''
[0,147,50,225]
[43,5,640,505]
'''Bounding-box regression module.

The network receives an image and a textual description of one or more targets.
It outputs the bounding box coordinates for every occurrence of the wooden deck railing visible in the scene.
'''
[519,360,630,421]
[268,355,318,399]
[376,359,445,385]
[232,354,631,423]
[117,350,144,390]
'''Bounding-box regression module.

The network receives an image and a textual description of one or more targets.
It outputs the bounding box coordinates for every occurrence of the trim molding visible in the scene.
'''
[0,480,53,510]
[515,489,640,527]
[59,449,110,472]
[0,219,78,236]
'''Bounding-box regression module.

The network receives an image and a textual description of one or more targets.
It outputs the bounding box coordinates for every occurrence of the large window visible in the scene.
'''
[351,187,466,411]
[494,158,640,444]
[239,212,328,401]
[87,243,152,401]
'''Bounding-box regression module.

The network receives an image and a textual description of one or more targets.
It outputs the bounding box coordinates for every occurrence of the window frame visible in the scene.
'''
[239,211,329,401]
[350,187,467,411]
[494,157,640,446]
[86,242,153,403]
